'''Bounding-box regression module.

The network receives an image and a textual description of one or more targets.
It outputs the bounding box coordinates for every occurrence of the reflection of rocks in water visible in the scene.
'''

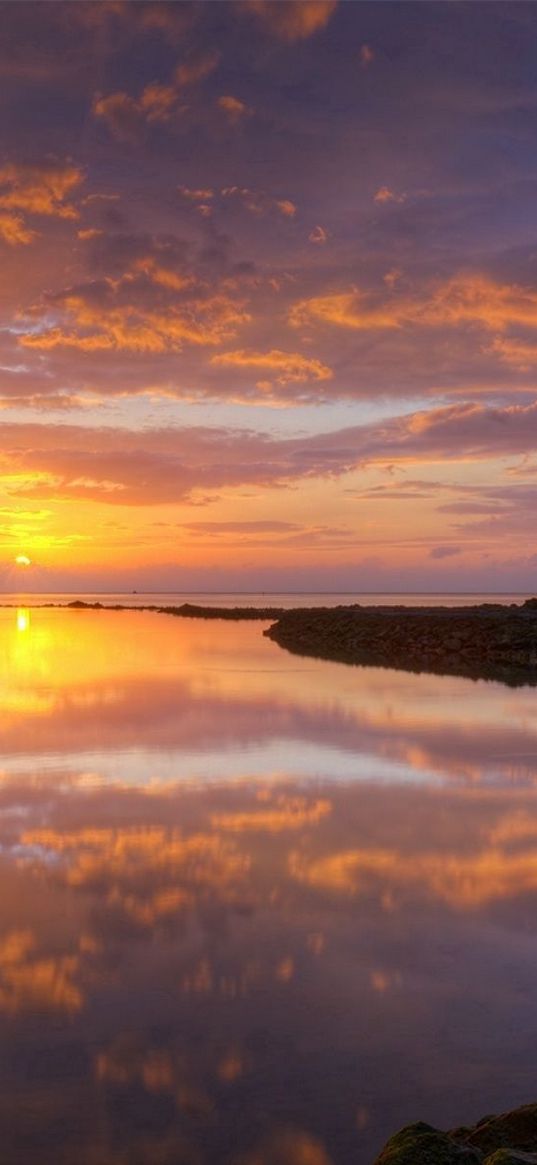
[374,1104,537,1165]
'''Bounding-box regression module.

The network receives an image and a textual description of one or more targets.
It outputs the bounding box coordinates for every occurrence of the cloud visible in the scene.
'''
[178,186,215,202]
[175,51,220,87]
[18,248,250,354]
[93,86,183,139]
[3,398,537,506]
[276,199,296,218]
[217,95,252,123]
[489,335,537,369]
[373,186,406,204]
[221,186,294,216]
[0,161,84,221]
[308,225,327,244]
[290,273,537,334]
[93,53,219,141]
[210,348,332,385]
[0,212,36,246]
[429,545,462,559]
[20,296,248,353]
[244,1,338,41]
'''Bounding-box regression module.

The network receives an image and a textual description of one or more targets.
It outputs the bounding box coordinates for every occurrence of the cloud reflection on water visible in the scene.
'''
[1,609,537,1162]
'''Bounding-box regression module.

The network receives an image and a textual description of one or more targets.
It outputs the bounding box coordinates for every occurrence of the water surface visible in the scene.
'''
[1,607,537,1164]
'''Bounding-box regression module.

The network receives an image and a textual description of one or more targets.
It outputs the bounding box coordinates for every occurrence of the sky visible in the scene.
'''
[1,0,537,592]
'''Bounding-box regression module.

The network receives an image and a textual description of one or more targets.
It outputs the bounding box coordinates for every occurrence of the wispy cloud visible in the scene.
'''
[243,0,338,41]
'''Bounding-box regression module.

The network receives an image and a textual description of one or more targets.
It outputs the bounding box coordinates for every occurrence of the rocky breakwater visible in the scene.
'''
[373,1100,537,1164]
[264,599,537,685]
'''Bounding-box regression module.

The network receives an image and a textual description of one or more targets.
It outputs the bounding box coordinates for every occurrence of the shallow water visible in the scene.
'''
[1,607,537,1164]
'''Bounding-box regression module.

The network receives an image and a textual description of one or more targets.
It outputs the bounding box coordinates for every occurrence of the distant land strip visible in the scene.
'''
[1,598,537,685]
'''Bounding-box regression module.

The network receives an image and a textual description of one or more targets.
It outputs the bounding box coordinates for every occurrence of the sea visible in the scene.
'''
[0,594,536,1164]
[0,589,534,607]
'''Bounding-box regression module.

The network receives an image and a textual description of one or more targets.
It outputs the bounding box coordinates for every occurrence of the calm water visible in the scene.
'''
[0,589,534,608]
[1,606,537,1164]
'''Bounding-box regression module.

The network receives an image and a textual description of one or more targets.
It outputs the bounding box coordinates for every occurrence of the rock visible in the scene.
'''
[467,1106,537,1155]
[373,1122,483,1165]
[483,1153,537,1165]
[264,601,537,687]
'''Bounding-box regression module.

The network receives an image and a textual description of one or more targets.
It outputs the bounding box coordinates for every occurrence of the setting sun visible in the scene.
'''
[15,555,31,567]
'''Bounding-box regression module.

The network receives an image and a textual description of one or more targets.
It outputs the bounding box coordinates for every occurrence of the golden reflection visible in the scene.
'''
[289,842,537,908]
[245,1129,334,1165]
[1,607,537,791]
[16,607,30,633]
[21,826,249,888]
[212,796,331,833]
[0,927,82,1014]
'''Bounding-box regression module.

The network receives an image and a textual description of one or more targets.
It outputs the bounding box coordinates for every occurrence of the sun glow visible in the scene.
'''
[15,555,32,567]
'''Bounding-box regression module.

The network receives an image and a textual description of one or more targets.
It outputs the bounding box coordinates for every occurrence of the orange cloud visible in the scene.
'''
[138,82,178,122]
[276,199,297,217]
[290,274,537,334]
[245,0,338,41]
[77,227,103,240]
[93,52,218,140]
[20,291,250,353]
[0,161,84,220]
[0,211,36,245]
[93,88,183,139]
[211,348,332,385]
[217,95,251,122]
[178,186,215,201]
[175,51,220,87]
[374,186,406,204]
[221,186,295,216]
[488,335,537,369]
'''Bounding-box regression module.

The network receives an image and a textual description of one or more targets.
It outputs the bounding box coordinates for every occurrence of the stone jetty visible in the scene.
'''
[264,599,537,685]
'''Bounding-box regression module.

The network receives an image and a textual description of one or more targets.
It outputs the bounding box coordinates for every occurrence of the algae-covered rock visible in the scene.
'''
[483,1151,537,1165]
[373,1121,483,1165]
[467,1106,537,1155]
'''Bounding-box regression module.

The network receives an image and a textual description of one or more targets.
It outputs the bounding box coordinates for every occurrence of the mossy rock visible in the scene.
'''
[373,1122,483,1165]
[483,1152,537,1165]
[467,1106,537,1155]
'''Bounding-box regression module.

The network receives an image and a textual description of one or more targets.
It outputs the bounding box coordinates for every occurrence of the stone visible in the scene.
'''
[483,1152,537,1165]
[467,1106,537,1155]
[373,1122,483,1165]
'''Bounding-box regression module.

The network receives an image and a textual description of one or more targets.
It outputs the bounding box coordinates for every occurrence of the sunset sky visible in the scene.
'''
[2,0,537,592]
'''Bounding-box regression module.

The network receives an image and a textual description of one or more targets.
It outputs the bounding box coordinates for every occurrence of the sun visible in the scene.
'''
[15,555,32,567]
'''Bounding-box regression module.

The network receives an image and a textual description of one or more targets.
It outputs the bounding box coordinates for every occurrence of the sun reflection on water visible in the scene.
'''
[16,608,30,634]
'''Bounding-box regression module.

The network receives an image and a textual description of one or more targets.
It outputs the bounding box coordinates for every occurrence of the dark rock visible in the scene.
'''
[373,1122,483,1165]
[483,1152,537,1165]
[264,601,537,687]
[374,1105,537,1165]
[467,1106,537,1154]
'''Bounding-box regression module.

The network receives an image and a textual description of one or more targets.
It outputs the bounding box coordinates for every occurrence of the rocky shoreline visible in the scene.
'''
[264,599,537,685]
[374,1100,537,1164]
[3,597,537,685]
